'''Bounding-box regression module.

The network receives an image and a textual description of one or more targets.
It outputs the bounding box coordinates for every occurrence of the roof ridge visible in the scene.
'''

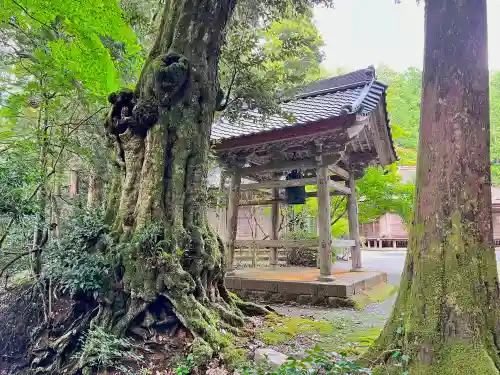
[289,66,376,101]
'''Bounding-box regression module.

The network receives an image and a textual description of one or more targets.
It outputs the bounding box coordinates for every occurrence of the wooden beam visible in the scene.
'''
[317,164,334,281]
[240,154,342,176]
[332,239,356,247]
[239,198,284,206]
[347,171,362,271]
[328,165,349,180]
[240,177,316,190]
[241,177,351,193]
[235,240,318,248]
[327,180,351,195]
[226,171,242,273]
[241,158,317,175]
[270,186,280,266]
[234,239,354,248]
[238,189,345,206]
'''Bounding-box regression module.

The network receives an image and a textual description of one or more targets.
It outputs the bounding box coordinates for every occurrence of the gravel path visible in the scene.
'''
[270,291,396,329]
[269,251,407,329]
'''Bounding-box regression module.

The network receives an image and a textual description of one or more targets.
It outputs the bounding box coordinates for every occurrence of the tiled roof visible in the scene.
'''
[211,66,387,142]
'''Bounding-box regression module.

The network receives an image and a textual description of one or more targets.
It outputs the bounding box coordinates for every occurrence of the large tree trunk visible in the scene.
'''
[29,0,267,373]
[372,1,500,374]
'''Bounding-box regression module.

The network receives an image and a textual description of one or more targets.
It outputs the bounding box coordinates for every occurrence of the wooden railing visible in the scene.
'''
[233,238,355,267]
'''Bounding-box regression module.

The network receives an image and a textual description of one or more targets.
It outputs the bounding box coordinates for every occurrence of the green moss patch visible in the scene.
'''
[344,327,382,350]
[350,283,397,310]
[259,314,342,345]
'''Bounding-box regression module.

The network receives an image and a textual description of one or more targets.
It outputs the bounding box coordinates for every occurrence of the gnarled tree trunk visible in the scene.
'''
[29,0,267,373]
[371,1,500,374]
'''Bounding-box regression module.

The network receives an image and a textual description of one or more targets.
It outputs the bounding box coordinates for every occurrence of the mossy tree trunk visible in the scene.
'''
[372,1,500,374]
[30,0,267,372]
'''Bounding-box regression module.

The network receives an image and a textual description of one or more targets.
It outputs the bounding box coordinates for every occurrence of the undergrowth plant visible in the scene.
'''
[240,346,372,375]
[77,326,144,372]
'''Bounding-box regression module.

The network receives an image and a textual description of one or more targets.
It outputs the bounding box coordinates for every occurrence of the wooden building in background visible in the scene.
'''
[360,165,500,248]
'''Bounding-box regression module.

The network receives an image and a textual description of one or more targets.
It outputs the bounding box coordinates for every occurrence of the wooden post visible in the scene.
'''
[347,171,362,271]
[316,164,333,281]
[270,187,280,267]
[226,170,242,275]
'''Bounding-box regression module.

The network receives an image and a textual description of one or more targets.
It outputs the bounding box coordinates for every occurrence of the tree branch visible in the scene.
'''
[331,207,347,226]
[11,0,58,34]
[216,68,238,112]
[0,217,15,249]
[0,249,37,278]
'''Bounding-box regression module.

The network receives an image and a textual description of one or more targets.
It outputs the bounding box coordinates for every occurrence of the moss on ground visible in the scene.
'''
[343,327,382,348]
[350,283,397,310]
[220,347,249,370]
[259,313,343,345]
[257,313,388,361]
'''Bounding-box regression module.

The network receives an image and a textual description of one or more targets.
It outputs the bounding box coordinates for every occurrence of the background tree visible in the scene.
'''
[372,1,500,373]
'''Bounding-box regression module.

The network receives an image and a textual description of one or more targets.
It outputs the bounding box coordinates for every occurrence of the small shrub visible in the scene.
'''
[42,209,114,295]
[239,346,372,375]
[283,231,319,267]
[78,326,143,372]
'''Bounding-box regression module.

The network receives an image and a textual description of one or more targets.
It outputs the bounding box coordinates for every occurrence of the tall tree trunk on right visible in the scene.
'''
[372,1,500,374]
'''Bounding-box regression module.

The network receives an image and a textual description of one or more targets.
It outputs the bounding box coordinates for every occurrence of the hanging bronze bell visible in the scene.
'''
[285,170,306,205]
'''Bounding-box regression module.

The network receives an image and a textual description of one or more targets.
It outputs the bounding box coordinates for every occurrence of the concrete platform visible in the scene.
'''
[226,267,387,307]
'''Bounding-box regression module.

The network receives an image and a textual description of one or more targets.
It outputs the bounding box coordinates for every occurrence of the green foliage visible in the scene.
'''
[1,0,140,95]
[79,326,143,372]
[0,153,38,217]
[43,209,113,295]
[378,65,500,185]
[219,5,324,121]
[173,353,195,375]
[377,66,422,154]
[356,165,414,225]
[301,165,414,238]
[240,346,372,375]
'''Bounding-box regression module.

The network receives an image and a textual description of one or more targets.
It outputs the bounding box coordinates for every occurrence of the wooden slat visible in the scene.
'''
[235,239,355,248]
[240,154,343,176]
[328,165,349,180]
[239,190,345,206]
[239,198,285,206]
[235,239,318,248]
[332,239,356,247]
[327,180,351,194]
[240,178,350,193]
[240,178,317,190]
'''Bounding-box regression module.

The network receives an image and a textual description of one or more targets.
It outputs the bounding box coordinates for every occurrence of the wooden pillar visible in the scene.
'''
[226,170,242,274]
[347,171,362,271]
[316,164,333,281]
[270,187,280,267]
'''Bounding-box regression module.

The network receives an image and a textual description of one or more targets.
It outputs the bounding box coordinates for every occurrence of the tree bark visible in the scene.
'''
[372,1,500,374]
[86,165,104,210]
[30,0,268,372]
